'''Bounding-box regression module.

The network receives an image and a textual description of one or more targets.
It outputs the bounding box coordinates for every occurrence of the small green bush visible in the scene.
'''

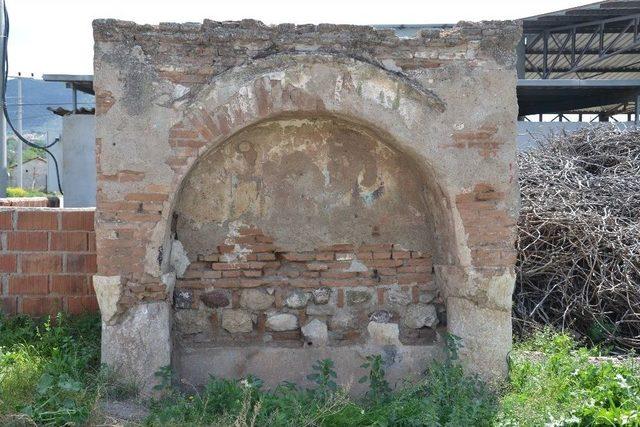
[0,313,102,425]
[146,339,497,427]
[6,187,47,198]
[497,329,640,426]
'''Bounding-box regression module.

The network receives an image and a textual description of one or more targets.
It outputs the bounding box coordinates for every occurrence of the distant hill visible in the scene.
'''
[5,77,94,135]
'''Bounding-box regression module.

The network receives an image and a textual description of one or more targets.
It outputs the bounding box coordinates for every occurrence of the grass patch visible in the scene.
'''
[498,330,640,426]
[0,313,102,425]
[1,313,639,426]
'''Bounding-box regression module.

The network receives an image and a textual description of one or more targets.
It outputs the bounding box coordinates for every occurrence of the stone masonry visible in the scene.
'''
[93,19,521,394]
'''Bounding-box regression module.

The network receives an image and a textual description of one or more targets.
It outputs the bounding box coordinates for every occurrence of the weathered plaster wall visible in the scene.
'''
[92,19,521,394]
[175,116,433,254]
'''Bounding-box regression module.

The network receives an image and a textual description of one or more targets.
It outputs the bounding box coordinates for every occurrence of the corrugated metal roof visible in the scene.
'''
[521,0,640,114]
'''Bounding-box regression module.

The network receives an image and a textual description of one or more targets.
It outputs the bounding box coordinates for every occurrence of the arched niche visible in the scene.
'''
[173,113,439,259]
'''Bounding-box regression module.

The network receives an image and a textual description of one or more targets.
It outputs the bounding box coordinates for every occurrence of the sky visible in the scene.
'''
[8,0,596,76]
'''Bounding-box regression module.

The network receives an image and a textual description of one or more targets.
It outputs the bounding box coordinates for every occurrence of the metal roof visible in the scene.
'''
[42,74,94,95]
[522,0,640,81]
[517,79,640,115]
[523,1,640,33]
[520,0,640,116]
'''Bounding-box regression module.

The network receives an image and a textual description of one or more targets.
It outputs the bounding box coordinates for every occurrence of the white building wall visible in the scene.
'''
[61,114,96,207]
[46,133,64,193]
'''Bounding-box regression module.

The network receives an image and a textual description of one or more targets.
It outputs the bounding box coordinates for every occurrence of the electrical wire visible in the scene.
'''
[1,3,62,193]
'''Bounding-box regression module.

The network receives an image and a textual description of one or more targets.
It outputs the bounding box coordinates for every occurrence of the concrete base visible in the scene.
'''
[447,297,512,382]
[102,302,171,396]
[174,342,445,393]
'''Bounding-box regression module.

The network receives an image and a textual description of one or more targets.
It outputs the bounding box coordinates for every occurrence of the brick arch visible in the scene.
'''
[161,54,463,275]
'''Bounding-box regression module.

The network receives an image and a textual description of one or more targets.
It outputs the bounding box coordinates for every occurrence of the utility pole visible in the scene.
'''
[0,0,7,197]
[17,72,22,188]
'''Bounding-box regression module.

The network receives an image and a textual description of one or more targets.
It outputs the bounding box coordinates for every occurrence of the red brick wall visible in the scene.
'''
[0,208,98,317]
[0,197,58,207]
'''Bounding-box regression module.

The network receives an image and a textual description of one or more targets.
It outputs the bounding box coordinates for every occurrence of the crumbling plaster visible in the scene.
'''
[93,19,521,394]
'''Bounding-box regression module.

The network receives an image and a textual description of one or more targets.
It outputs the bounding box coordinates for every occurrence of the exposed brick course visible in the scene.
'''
[0,208,97,316]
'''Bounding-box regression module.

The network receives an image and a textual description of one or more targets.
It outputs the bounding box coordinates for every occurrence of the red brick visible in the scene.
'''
[17,210,58,230]
[232,235,257,244]
[234,226,260,236]
[356,251,373,260]
[0,211,13,229]
[372,252,391,259]
[88,233,96,252]
[306,262,329,271]
[1,296,17,315]
[61,210,94,231]
[288,278,321,288]
[366,259,403,268]
[255,235,274,243]
[359,243,393,252]
[8,275,48,294]
[21,253,62,273]
[211,261,265,271]
[66,295,99,314]
[242,270,263,278]
[279,252,315,261]
[337,289,344,307]
[66,254,97,273]
[6,231,48,251]
[222,270,241,277]
[321,271,357,279]
[21,297,62,317]
[392,251,411,259]
[319,278,356,287]
[404,258,432,267]
[394,273,431,285]
[321,244,354,252]
[217,244,236,253]
[50,274,88,294]
[244,243,277,253]
[50,232,88,251]
[0,254,17,272]
[315,252,334,261]
[124,193,169,202]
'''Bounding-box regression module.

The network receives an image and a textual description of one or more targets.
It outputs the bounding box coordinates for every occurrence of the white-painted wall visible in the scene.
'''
[61,115,96,207]
[46,133,63,194]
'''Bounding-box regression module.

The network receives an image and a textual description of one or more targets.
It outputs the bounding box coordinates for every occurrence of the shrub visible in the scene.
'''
[498,329,640,426]
[6,186,47,198]
[2,312,638,426]
[146,339,498,426]
[0,313,102,425]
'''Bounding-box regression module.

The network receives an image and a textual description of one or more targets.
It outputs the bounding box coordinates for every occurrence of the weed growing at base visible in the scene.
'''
[1,313,639,426]
[0,313,101,425]
[146,336,497,426]
[498,330,640,426]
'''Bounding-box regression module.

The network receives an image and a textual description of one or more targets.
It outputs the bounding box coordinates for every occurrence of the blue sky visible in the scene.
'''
[8,0,594,76]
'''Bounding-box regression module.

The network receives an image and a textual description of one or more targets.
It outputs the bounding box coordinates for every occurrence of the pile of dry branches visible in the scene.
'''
[514,126,640,351]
